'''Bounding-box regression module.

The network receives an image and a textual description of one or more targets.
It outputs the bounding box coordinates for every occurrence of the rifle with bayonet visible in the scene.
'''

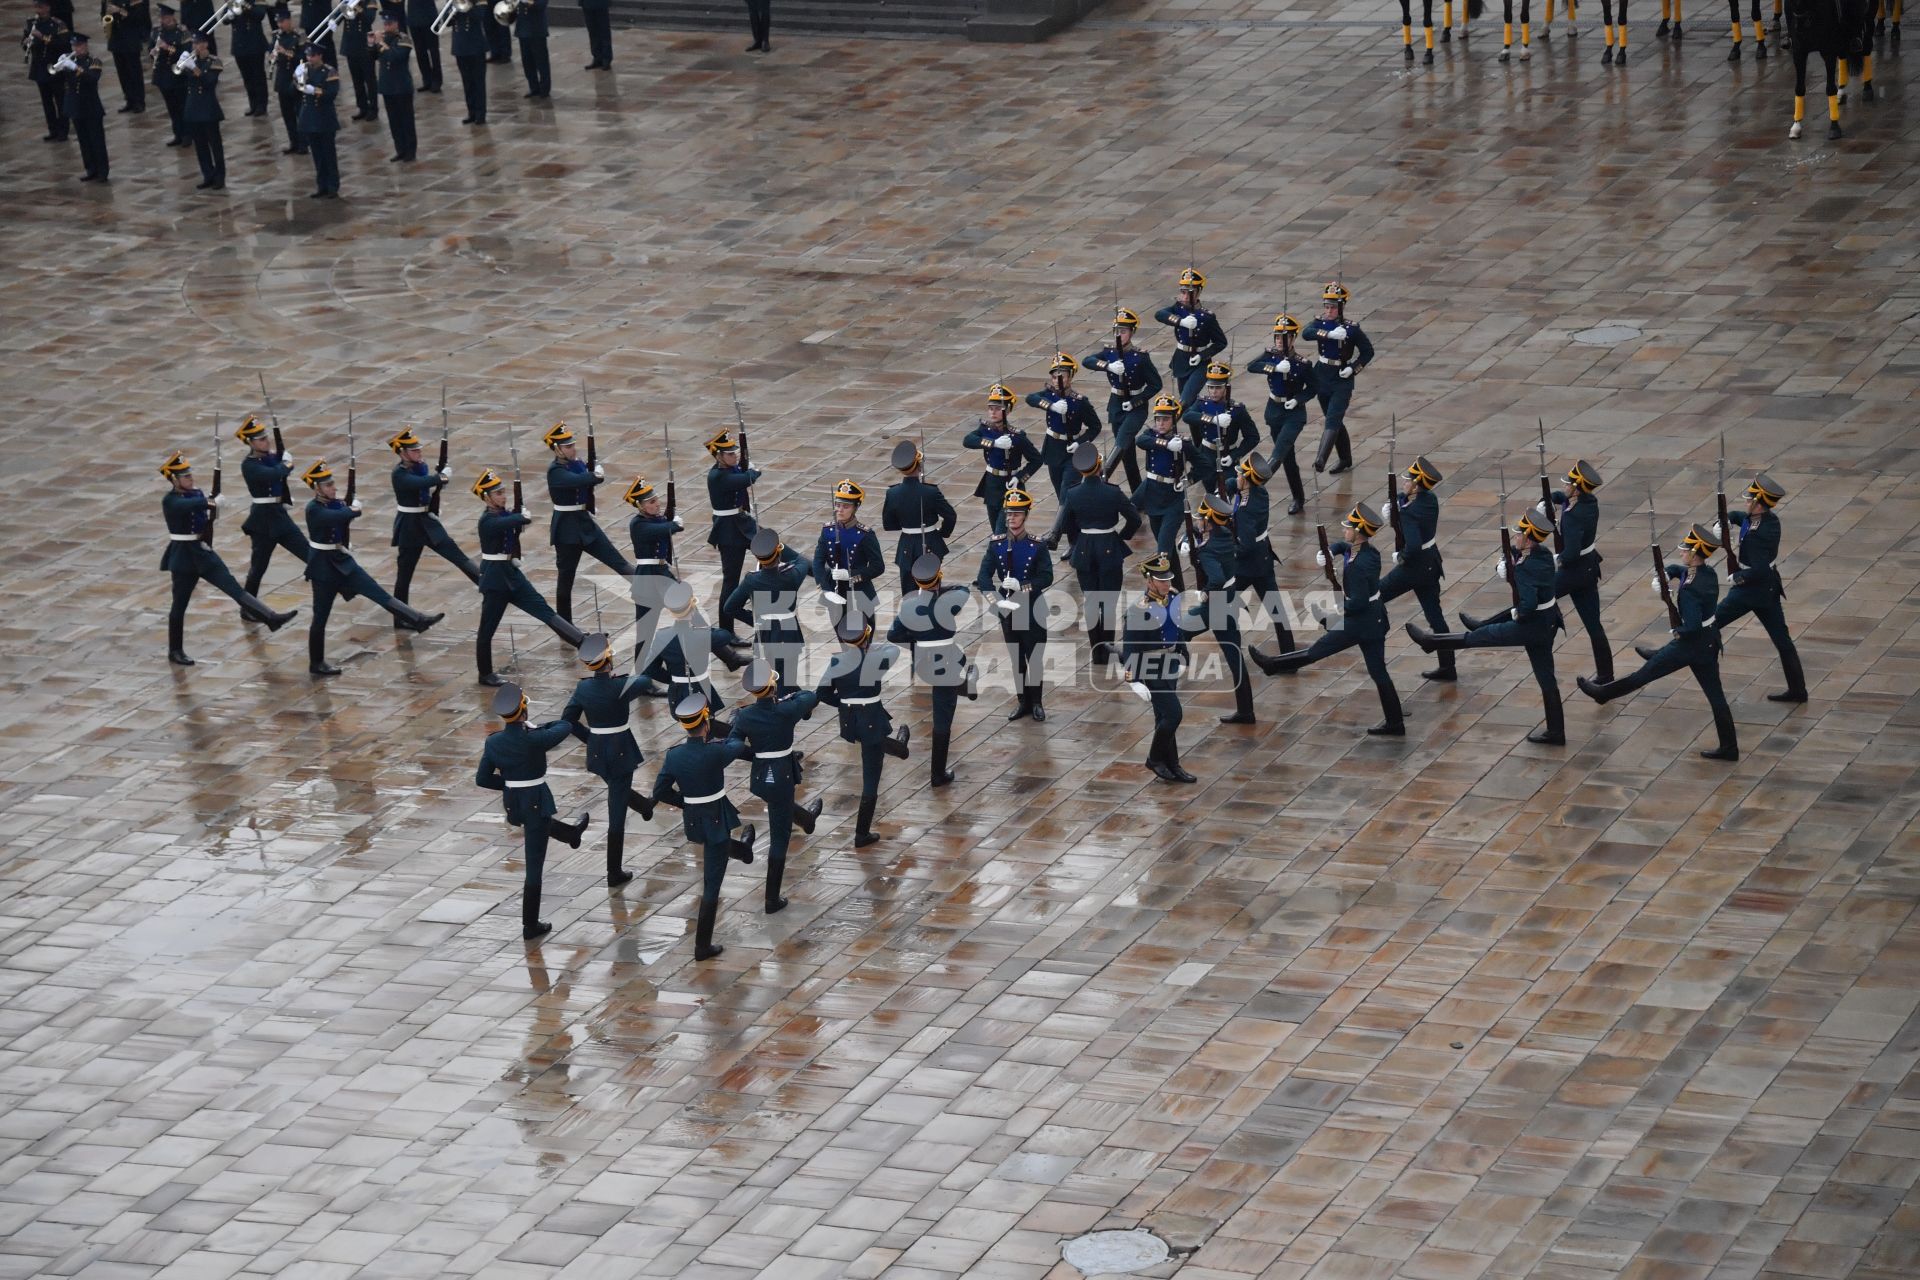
[1537,418,1560,555]
[1716,432,1741,572]
[258,374,291,506]
[431,382,449,517]
[1650,482,1680,629]
[508,421,524,515]
[581,380,598,515]
[1312,470,1340,592]
[730,380,753,515]
[205,417,221,546]
[1498,466,1519,611]
[662,422,677,522]
[1386,413,1405,557]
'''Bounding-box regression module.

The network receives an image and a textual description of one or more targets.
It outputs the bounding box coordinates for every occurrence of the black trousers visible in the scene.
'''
[1261,400,1310,503]
[1075,555,1125,656]
[1243,571,1296,653]
[514,810,551,932]
[1378,557,1455,675]
[36,77,68,138]
[1207,608,1254,720]
[277,88,306,151]
[1276,627,1404,729]
[393,520,477,601]
[857,740,885,800]
[1108,398,1148,489]
[190,120,225,185]
[1455,619,1564,736]
[745,0,770,43]
[518,35,548,94]
[1560,578,1611,680]
[383,91,416,158]
[409,24,442,89]
[484,10,511,59]
[345,53,378,117]
[74,116,109,177]
[553,528,633,622]
[243,520,313,596]
[1714,583,1806,694]
[600,765,636,878]
[168,555,267,653]
[159,80,187,141]
[1312,369,1356,469]
[477,578,586,678]
[309,562,409,665]
[111,46,145,109]
[1596,639,1737,753]
[1147,686,1184,764]
[237,54,268,112]
[998,613,1045,711]
[715,544,747,627]
[582,7,612,63]
[306,129,339,194]
[456,52,485,121]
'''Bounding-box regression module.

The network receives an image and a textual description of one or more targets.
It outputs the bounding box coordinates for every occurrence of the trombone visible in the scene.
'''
[303,0,354,43]
[429,0,471,36]
[199,0,242,33]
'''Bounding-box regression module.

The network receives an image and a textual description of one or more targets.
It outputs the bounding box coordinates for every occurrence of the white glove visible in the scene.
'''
[1495,560,1507,581]
[1713,519,1725,541]
[438,466,453,481]
[281,454,294,469]
[1178,315,1199,332]
[1127,681,1151,702]
[1552,553,1562,567]
[1329,325,1349,342]
[1282,398,1299,411]
[592,464,604,479]
[1212,412,1232,428]
[1651,574,1664,593]
[1392,551,1402,565]
[208,493,221,507]
[1178,538,1191,556]
[1314,550,1329,569]
[1118,399,1133,411]
[1338,365,1355,380]
[992,434,1013,450]
[1276,358,1291,375]
[1050,399,1070,416]
[670,517,684,531]
[1164,436,1183,455]
[832,566,851,580]
[349,499,363,514]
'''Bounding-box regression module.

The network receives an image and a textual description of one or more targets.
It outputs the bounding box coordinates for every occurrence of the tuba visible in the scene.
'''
[490,0,514,20]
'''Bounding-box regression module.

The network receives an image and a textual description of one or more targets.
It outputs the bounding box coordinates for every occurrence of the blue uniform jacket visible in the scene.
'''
[727,691,818,801]
[1059,475,1142,576]
[1245,348,1315,404]
[705,464,759,549]
[1332,540,1388,640]
[240,453,296,535]
[1667,561,1721,648]
[296,64,340,134]
[887,586,971,686]
[629,511,678,573]
[1121,591,1195,690]
[881,477,958,568]
[1232,487,1277,582]
[725,549,811,643]
[1732,511,1784,594]
[562,669,648,779]
[303,499,363,589]
[653,737,750,845]
[546,458,604,546]
[1024,388,1103,456]
[477,507,532,592]
[1552,490,1603,590]
[1152,304,1227,365]
[1083,346,1164,410]
[390,461,448,545]
[1512,544,1564,628]
[476,719,574,825]
[816,643,902,743]
[160,489,214,571]
[1394,487,1445,575]
[813,521,884,596]
[962,421,1042,497]
[1131,429,1188,517]
[1302,316,1375,371]
[974,533,1054,596]
[1180,398,1259,471]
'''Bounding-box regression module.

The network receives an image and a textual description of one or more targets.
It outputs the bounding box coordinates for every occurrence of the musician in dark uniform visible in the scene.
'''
[1465,459,1612,682]
[1300,281,1375,475]
[724,528,810,693]
[447,0,485,123]
[403,0,438,89]
[228,0,268,112]
[1712,473,1807,704]
[181,32,224,189]
[1024,354,1102,502]
[727,661,824,913]
[158,450,298,665]
[104,0,149,111]
[963,384,1041,536]
[26,0,73,142]
[1047,442,1139,664]
[1410,506,1566,746]
[1180,361,1260,496]
[1191,496,1255,725]
[1244,314,1313,514]
[881,440,956,597]
[298,460,444,674]
[974,487,1053,723]
[1154,268,1227,410]
[63,31,109,180]
[542,422,632,623]
[235,416,310,600]
[704,429,759,634]
[887,554,978,789]
[1251,503,1406,738]
[150,4,188,143]
[475,682,592,942]
[652,695,757,961]
[813,479,885,630]
[1376,455,1456,682]
[578,0,610,67]
[295,43,341,196]
[1578,523,1739,761]
[1128,394,1192,577]
[386,428,475,606]
[339,0,377,117]
[1121,552,1199,783]
[370,12,411,158]
[297,0,331,60]
[481,0,509,60]
[560,634,656,888]
[510,0,545,97]
[1083,306,1163,492]
[472,467,586,686]
[743,0,768,50]
[269,6,304,151]
[816,611,910,848]
[178,0,212,47]
[1231,456,1294,655]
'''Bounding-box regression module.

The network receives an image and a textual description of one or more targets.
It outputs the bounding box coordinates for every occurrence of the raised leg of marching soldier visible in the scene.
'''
[655,697,756,960]
[393,524,478,601]
[477,580,586,683]
[160,452,300,664]
[243,520,312,599]
[477,683,592,941]
[553,529,632,623]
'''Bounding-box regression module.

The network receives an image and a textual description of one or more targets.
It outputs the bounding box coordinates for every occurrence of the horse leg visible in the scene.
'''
[1619,0,1630,55]
[1791,47,1807,135]
[1424,0,1436,58]
[1754,0,1767,53]
[1524,0,1534,51]
[1401,0,1415,55]
[1729,0,1744,55]
[1659,0,1670,33]
[1826,50,1843,136]
[1673,0,1684,37]
[1837,51,1849,101]
[1862,51,1874,97]
[1602,0,1617,56]
[1444,0,1454,39]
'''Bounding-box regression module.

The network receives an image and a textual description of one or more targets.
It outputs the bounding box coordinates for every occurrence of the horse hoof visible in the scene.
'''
[1838,88,1849,103]
[1499,48,1510,61]
[1602,46,1613,62]
[1423,49,1434,62]
[1789,120,1803,139]
[1727,44,1740,61]
[1655,18,1669,35]
[1404,44,1414,59]
[1756,41,1766,58]
[1520,44,1531,58]
[1863,83,1875,100]
[1828,121,1844,139]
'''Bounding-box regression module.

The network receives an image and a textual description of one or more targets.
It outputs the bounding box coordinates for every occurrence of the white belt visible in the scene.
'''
[168,532,201,541]
[1368,592,1381,602]
[395,504,427,514]
[1422,538,1437,550]
[898,525,935,535]
[1197,440,1219,452]
[311,542,346,552]
[634,558,666,566]
[552,503,586,512]
[1146,474,1175,484]
[917,638,958,648]
[985,467,1010,477]
[831,568,852,580]
[1046,428,1076,441]
[481,552,516,561]
[841,695,881,706]
[759,612,795,622]
[251,496,284,505]
[1177,342,1204,353]
[588,725,628,736]
[681,790,725,805]
[1577,543,1596,557]
[669,672,711,686]
[1269,393,1299,404]
[504,775,547,789]
[754,747,793,759]
[1081,523,1120,535]
[711,507,742,517]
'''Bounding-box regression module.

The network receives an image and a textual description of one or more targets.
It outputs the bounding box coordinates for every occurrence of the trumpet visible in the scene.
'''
[50,50,79,73]
[173,46,197,73]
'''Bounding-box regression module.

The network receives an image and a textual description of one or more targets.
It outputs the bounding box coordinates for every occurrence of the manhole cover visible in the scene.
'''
[1062,1228,1172,1275]
[1570,323,1642,346]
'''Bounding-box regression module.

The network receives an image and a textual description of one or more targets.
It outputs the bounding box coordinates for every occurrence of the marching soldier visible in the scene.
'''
[964,384,1042,535]
[1464,459,1612,681]
[1128,394,1192,578]
[652,695,757,960]
[512,0,547,98]
[881,440,956,596]
[269,6,305,153]
[887,554,978,789]
[1048,441,1140,664]
[104,0,148,113]
[388,428,476,606]
[25,0,71,142]
[236,416,310,600]
[299,460,444,675]
[158,451,298,665]
[1244,314,1313,514]
[472,467,586,686]
[1251,503,1406,737]
[63,32,109,181]
[560,634,656,888]
[1083,306,1163,492]
[542,422,632,623]
[181,32,224,190]
[296,43,341,197]
[1025,353,1102,501]
[1180,361,1260,497]
[813,479,885,628]
[1121,552,1199,783]
[637,582,746,723]
[1154,268,1227,410]
[1712,473,1808,703]
[151,4,188,145]
[403,0,439,90]
[816,610,910,847]
[727,660,824,913]
[725,528,810,693]
[475,681,592,942]
[1300,282,1375,474]
[370,14,413,160]
[340,0,376,119]
[625,473,680,588]
[1377,455,1457,683]
[579,0,612,67]
[1409,506,1566,745]
[228,0,268,114]
[1577,523,1740,761]
[1191,497,1255,725]
[704,429,759,633]
[1231,457,1296,656]
[447,0,486,123]
[974,487,1053,722]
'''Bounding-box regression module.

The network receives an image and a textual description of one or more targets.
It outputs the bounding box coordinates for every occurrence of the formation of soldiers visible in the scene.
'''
[157,273,1815,959]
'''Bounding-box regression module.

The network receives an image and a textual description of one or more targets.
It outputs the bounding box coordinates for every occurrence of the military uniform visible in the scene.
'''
[704,430,759,632]
[299,461,443,674]
[1120,553,1200,782]
[295,53,341,196]
[180,42,224,189]
[974,489,1054,721]
[1300,283,1375,474]
[880,441,957,596]
[963,385,1042,535]
[228,0,268,113]
[1244,317,1314,511]
[372,19,413,159]
[542,424,632,623]
[511,0,546,97]
[652,696,757,960]
[1083,308,1164,491]
[403,0,440,89]
[62,35,109,180]
[1153,269,1227,409]
[472,468,587,685]
[1179,362,1260,496]
[297,0,331,60]
[1376,457,1456,681]
[560,635,655,887]
[476,682,591,941]
[1252,503,1405,736]
[447,1,485,123]
[104,0,149,112]
[816,613,909,847]
[235,420,310,599]
[1024,355,1103,500]
[1466,460,1612,682]
[636,583,735,724]
[1191,502,1255,725]
[269,18,305,153]
[578,0,612,67]
[339,0,376,117]
[724,529,810,693]
[387,431,476,605]
[1712,473,1807,703]
[1129,397,1192,579]
[150,14,188,143]
[1578,524,1739,761]
[25,8,72,141]
[886,555,977,789]
[813,480,885,627]
[727,663,823,913]
[157,451,297,664]
[1412,508,1566,745]
[1229,459,1295,654]
[1050,443,1141,662]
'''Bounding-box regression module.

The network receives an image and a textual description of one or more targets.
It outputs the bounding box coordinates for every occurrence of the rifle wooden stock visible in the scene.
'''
[1387,472,1405,554]
[1718,491,1742,572]
[1316,525,1341,591]
[1500,528,1520,609]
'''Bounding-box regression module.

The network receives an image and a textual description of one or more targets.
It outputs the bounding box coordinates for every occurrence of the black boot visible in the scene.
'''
[884,726,911,760]
[522,884,550,941]
[765,858,788,914]
[1367,721,1406,737]
[1576,675,1615,704]
[606,830,632,888]
[930,733,954,788]
[1161,729,1196,783]
[551,811,592,849]
[693,895,723,960]
[626,787,657,822]
[169,648,196,666]
[729,824,756,864]
[1220,676,1255,725]
[1458,609,1499,631]
[964,666,980,701]
[168,614,194,666]
[714,643,751,673]
[392,601,444,633]
[238,591,298,632]
[854,794,879,847]
[1701,744,1739,762]
[1250,647,1305,677]
[795,797,822,836]
[1770,647,1808,702]
[1635,643,1661,661]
